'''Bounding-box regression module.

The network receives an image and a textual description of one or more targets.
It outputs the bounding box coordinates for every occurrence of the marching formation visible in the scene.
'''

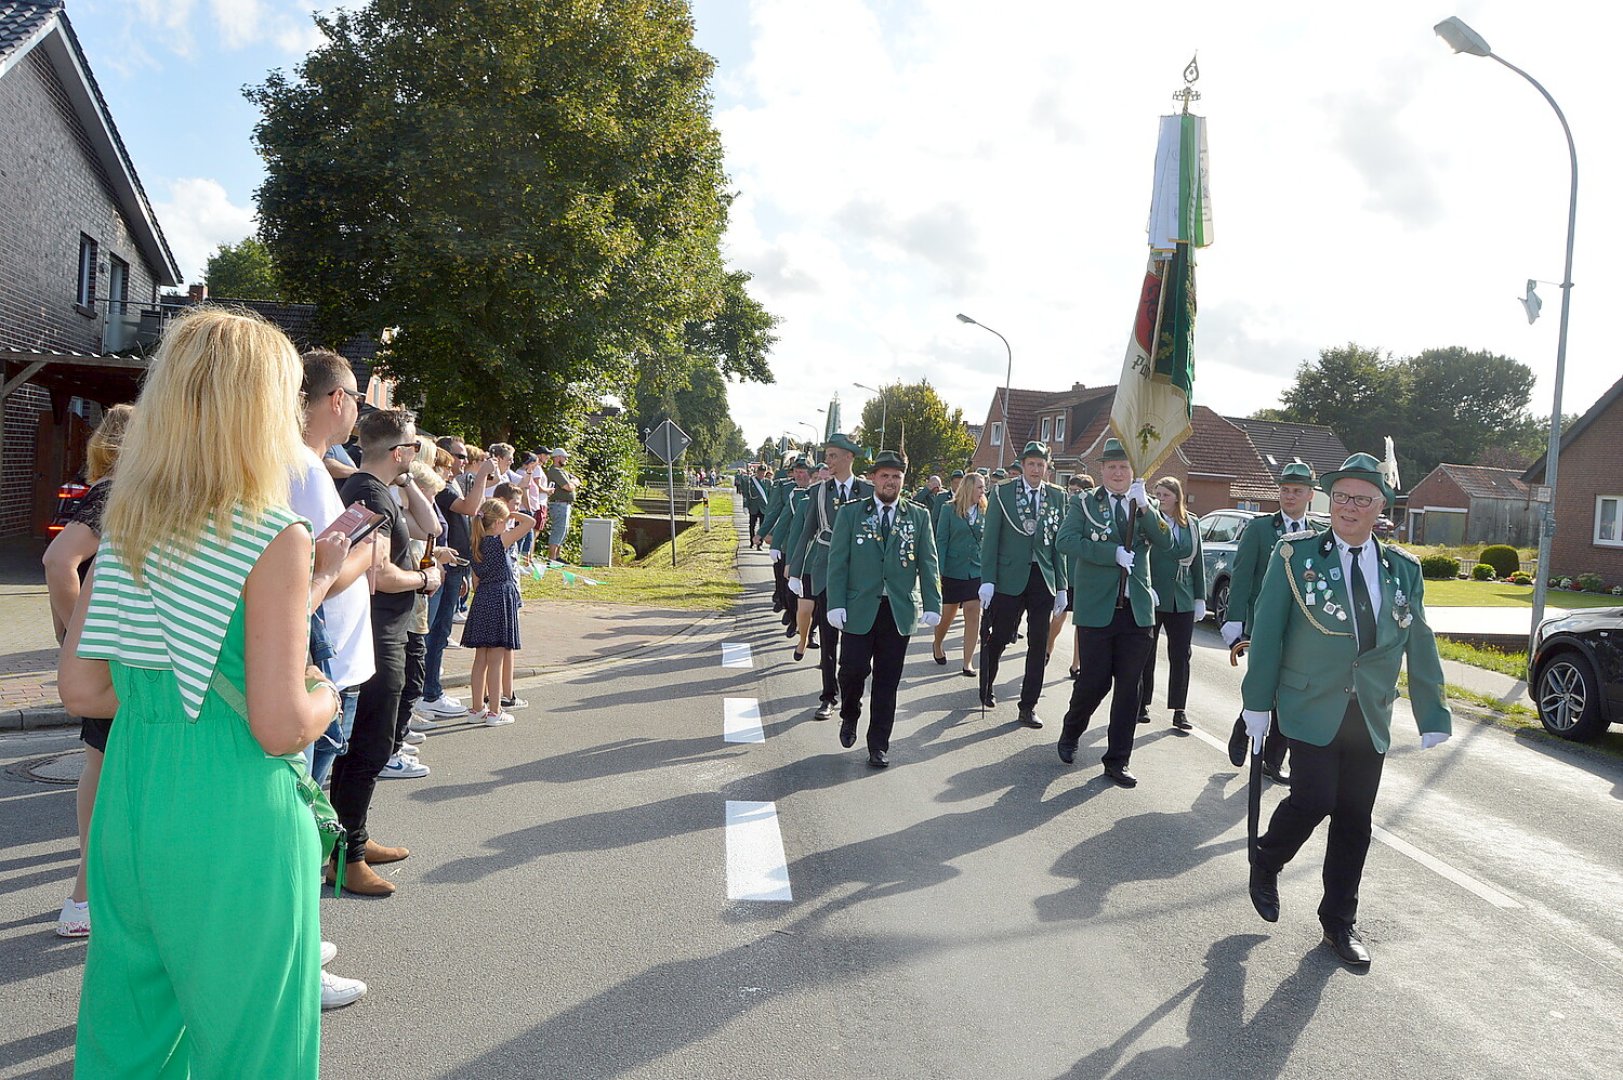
[743,433,1453,968]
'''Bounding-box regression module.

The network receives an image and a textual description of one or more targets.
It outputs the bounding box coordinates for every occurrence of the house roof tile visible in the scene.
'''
[1435,463,1530,500]
[0,1,57,66]
[1227,416,1351,482]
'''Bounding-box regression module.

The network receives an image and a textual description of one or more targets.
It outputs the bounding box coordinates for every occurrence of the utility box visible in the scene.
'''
[581,517,616,567]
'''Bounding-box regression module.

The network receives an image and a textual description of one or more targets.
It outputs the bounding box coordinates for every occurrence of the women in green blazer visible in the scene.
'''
[1140,478,1205,729]
[932,473,988,674]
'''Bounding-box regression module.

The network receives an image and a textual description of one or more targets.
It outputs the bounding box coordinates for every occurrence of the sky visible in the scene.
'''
[64,0,1621,455]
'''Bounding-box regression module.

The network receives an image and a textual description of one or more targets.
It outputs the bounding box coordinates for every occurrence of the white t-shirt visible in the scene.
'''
[289,446,376,689]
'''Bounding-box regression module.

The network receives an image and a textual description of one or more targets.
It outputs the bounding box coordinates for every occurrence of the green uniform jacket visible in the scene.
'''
[743,474,773,514]
[760,476,796,544]
[789,475,874,595]
[1149,513,1206,613]
[979,480,1069,596]
[1228,511,1304,633]
[779,486,814,567]
[930,489,954,526]
[1057,486,1171,628]
[827,496,942,636]
[1241,529,1451,752]
[934,504,984,580]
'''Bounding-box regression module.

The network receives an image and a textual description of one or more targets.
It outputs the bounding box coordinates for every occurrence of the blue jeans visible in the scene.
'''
[308,688,360,785]
[422,562,468,703]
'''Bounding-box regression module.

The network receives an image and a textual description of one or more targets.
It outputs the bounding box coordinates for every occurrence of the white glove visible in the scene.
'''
[827,608,847,631]
[1114,546,1135,570]
[1242,709,1271,755]
[770,548,782,562]
[1194,600,1207,622]
[1053,591,1069,616]
[787,577,803,597]
[1221,621,1244,647]
[978,582,995,608]
[1421,731,1451,750]
[1126,479,1148,512]
[920,610,941,628]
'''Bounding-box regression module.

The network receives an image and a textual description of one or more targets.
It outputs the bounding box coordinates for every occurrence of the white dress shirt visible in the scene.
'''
[1333,534,1383,646]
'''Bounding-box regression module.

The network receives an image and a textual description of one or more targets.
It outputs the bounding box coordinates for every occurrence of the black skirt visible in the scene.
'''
[942,575,981,605]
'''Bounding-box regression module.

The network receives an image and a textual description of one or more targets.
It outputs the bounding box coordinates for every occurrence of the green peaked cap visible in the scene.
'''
[1319,452,1394,504]
[1100,437,1129,462]
[825,432,862,455]
[871,448,908,472]
[1021,440,1051,461]
[1279,460,1315,484]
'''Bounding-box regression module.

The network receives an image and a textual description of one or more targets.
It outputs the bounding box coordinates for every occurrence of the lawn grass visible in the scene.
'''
[1436,639,1527,679]
[1422,578,1621,609]
[518,494,740,610]
[1400,673,1623,763]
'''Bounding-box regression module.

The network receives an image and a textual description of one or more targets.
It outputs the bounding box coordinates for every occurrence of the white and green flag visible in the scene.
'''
[1110,111,1212,476]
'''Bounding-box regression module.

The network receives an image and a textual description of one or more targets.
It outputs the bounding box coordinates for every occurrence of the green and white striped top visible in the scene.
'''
[78,503,309,722]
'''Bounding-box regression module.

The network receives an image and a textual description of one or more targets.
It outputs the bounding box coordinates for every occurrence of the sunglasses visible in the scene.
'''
[330,387,365,403]
[390,442,420,453]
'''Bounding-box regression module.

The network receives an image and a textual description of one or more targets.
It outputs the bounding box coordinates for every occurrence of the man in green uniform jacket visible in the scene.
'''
[826,449,942,766]
[1222,459,1318,782]
[931,470,962,525]
[743,463,773,549]
[976,441,1069,727]
[763,455,811,629]
[1242,453,1451,967]
[1054,437,1171,786]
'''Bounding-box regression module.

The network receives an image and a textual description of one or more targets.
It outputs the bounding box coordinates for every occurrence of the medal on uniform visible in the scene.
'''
[1304,569,1317,583]
[1329,567,1342,581]
[1306,591,1317,606]
[1023,518,1038,535]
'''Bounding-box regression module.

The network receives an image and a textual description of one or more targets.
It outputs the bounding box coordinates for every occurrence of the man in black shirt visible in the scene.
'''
[330,408,443,896]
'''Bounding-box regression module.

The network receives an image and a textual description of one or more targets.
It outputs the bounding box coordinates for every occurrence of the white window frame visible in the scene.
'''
[1041,417,1052,442]
[1595,495,1623,547]
[76,235,96,309]
[989,422,1002,446]
[1054,415,1066,445]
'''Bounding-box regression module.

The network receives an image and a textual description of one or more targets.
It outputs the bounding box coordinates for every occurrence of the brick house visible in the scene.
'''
[1405,463,1537,547]
[1524,373,1623,584]
[0,0,181,535]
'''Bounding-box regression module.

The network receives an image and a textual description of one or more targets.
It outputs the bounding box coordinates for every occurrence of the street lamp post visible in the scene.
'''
[854,382,888,449]
[957,313,1013,456]
[1435,15,1577,648]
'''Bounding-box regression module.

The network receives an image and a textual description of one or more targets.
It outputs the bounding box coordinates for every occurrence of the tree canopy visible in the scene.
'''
[854,380,977,482]
[204,237,282,301]
[247,0,748,446]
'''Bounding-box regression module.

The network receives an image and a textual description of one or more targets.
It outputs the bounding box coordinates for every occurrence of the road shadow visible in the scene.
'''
[0,1023,75,1080]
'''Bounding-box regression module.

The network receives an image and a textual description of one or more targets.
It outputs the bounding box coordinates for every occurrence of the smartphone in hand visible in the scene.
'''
[320,502,386,546]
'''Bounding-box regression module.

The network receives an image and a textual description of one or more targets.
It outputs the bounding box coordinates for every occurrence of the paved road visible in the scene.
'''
[3,530,1623,1078]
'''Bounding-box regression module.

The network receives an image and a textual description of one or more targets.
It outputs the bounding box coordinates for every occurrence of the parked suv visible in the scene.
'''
[1198,509,1264,625]
[1527,607,1623,741]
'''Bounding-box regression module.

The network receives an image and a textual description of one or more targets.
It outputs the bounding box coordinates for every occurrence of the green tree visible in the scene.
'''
[247,0,732,447]
[204,237,282,300]
[854,380,977,482]
[1277,343,1405,464]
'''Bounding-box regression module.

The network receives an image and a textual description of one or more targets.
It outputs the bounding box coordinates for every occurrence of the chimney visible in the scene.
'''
[1072,382,1086,392]
[187,283,208,302]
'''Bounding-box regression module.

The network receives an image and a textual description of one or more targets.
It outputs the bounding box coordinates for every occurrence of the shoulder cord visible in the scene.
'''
[1280,551,1352,638]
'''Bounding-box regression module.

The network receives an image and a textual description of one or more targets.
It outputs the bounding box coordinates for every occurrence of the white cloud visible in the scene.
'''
[150,178,257,284]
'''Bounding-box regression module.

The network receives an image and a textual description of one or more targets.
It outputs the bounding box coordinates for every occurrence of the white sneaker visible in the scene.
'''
[419,695,465,718]
[482,710,516,727]
[55,897,90,938]
[397,743,420,758]
[451,610,468,624]
[407,714,442,733]
[321,970,368,1010]
[377,754,430,779]
[320,940,338,967]
[402,730,426,746]
[445,639,466,649]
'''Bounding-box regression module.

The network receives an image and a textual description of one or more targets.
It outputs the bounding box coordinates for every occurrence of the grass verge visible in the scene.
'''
[1422,578,1621,610]
[1436,639,1527,678]
[1399,672,1623,762]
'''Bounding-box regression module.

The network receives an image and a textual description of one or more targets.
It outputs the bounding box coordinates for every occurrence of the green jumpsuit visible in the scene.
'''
[75,513,320,1078]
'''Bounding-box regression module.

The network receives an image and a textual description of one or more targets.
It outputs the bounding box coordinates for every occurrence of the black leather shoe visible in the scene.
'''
[839,720,857,748]
[1322,926,1371,966]
[961,667,977,679]
[814,701,834,721]
[1262,761,1292,786]
[867,749,888,768]
[933,649,948,666]
[1057,741,1076,764]
[793,649,805,662]
[808,637,820,650]
[1103,765,1138,788]
[784,624,796,638]
[979,690,997,709]
[1227,717,1248,767]
[1249,865,1280,923]
[1017,709,1043,729]
[1171,710,1193,731]
[772,598,783,613]
[1137,710,1151,726]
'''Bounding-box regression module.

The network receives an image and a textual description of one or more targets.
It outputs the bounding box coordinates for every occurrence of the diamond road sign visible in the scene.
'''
[645,419,692,464]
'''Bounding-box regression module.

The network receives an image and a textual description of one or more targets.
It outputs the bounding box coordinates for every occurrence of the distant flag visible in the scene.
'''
[1109,62,1213,477]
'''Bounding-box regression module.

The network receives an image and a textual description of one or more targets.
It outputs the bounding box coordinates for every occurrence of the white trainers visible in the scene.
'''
[481,710,516,727]
[320,940,338,967]
[417,694,465,719]
[55,897,90,938]
[402,730,426,746]
[407,714,442,733]
[377,754,430,779]
[451,610,468,624]
[321,970,368,1010]
[397,742,420,758]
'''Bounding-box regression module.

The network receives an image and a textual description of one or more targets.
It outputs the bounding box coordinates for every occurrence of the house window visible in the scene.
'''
[1596,496,1623,547]
[1054,415,1066,445]
[990,422,1002,446]
[1041,417,1052,442]
[76,235,97,310]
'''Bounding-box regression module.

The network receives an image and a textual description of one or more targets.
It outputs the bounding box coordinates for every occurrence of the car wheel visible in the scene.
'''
[1535,651,1609,741]
[1211,578,1230,626]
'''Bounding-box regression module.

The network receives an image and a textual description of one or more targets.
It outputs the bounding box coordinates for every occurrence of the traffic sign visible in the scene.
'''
[645,419,691,464]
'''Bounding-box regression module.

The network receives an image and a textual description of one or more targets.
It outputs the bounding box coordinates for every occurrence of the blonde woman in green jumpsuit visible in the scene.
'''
[58,308,346,1079]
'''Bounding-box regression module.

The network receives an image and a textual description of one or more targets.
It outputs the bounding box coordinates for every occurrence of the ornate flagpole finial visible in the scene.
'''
[1173,53,1201,114]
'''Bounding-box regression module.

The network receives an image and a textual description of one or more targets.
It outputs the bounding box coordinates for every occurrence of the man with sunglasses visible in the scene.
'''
[1239,453,1450,967]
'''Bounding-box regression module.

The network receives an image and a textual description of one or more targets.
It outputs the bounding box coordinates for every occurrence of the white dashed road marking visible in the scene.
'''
[720,642,753,668]
[724,698,765,744]
[725,801,793,901]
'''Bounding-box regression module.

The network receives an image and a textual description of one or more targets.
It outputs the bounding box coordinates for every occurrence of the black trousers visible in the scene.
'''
[771,556,791,620]
[1254,700,1386,932]
[1230,710,1288,770]
[980,564,1054,711]
[393,631,427,753]
[813,587,841,703]
[748,509,763,543]
[1061,606,1154,768]
[837,599,909,752]
[1140,609,1195,712]
[329,621,407,864]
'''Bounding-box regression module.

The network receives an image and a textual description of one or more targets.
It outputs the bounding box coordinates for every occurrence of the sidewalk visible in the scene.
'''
[0,537,719,730]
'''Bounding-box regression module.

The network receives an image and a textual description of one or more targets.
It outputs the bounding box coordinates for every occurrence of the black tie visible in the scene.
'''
[1349,546,1376,655]
[839,483,848,503]
[1113,495,1129,542]
[880,506,892,540]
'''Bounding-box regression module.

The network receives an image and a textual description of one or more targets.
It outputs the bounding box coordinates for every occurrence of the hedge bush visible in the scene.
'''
[1507,570,1533,585]
[1478,544,1520,579]
[1471,563,1497,581]
[1421,554,1461,579]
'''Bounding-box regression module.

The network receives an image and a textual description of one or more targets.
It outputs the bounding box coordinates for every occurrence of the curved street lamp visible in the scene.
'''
[957,313,1013,457]
[1435,15,1576,648]
[853,381,888,449]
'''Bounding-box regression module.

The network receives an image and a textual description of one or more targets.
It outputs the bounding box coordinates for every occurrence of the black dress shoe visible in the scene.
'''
[1068,667,1082,681]
[979,690,997,709]
[1322,926,1371,966]
[814,701,834,721]
[1262,761,1292,786]
[772,598,783,613]
[961,667,977,679]
[1171,710,1193,731]
[1057,741,1076,764]
[1017,709,1043,729]
[808,637,821,650]
[1137,710,1151,726]
[793,649,805,662]
[1103,765,1138,788]
[867,749,889,768]
[839,719,857,748]
[784,623,796,638]
[1227,717,1248,767]
[1249,865,1280,923]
